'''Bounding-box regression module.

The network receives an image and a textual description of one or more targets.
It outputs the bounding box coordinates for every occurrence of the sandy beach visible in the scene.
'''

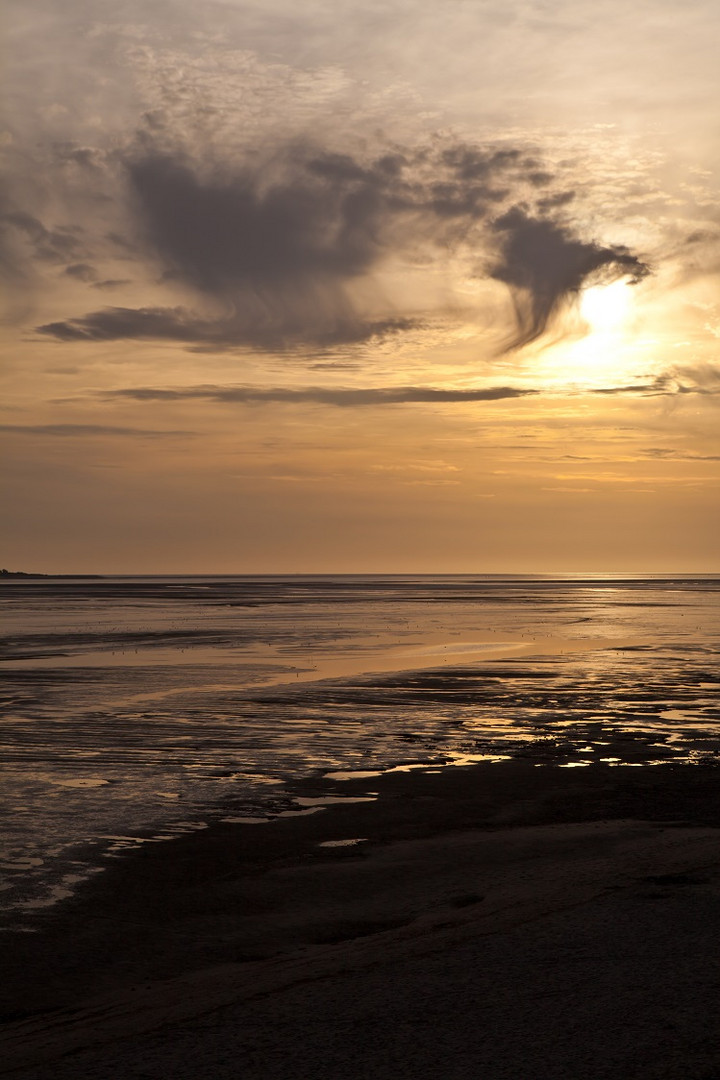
[2,757,719,1079]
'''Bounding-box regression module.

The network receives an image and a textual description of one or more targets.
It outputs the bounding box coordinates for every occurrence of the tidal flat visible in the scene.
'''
[1,575,719,1077]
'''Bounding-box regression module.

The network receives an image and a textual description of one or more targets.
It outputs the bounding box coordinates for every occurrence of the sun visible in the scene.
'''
[580,279,631,334]
[536,276,644,387]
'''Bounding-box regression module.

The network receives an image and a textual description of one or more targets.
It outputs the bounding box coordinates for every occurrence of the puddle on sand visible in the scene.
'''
[295,795,377,806]
[219,808,326,823]
[220,816,271,825]
[318,838,368,848]
[19,870,104,911]
[53,778,110,789]
[220,795,377,824]
[323,754,511,783]
[324,770,384,781]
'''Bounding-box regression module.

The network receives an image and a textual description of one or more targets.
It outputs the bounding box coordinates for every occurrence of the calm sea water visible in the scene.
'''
[1,574,719,919]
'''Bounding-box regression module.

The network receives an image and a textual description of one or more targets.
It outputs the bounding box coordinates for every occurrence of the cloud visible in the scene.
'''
[1,209,84,269]
[0,193,93,318]
[0,423,194,437]
[590,378,674,396]
[490,207,650,349]
[536,190,576,213]
[64,263,97,282]
[590,368,720,397]
[102,384,538,407]
[33,136,651,353]
[124,149,393,338]
[91,278,132,290]
[643,447,720,461]
[36,305,415,350]
[672,362,720,393]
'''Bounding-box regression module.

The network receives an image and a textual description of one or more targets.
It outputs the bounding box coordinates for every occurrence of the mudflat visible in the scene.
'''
[2,759,720,1079]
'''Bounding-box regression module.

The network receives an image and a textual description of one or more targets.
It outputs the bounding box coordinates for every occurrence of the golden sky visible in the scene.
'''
[2,0,719,572]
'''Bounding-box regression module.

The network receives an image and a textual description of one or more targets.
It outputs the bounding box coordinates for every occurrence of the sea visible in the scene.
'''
[1,574,719,921]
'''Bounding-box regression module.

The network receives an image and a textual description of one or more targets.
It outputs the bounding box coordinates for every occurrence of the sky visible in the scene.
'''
[1,0,719,573]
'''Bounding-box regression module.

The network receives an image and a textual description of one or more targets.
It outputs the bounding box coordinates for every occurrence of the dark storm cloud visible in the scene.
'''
[102,148,424,347]
[34,138,650,352]
[126,151,390,294]
[490,208,650,349]
[102,384,538,406]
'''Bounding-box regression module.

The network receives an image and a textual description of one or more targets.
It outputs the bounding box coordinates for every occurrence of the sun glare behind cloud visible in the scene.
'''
[580,279,632,334]
[537,277,647,389]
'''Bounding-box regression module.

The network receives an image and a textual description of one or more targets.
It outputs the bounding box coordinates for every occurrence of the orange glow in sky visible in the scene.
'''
[1,0,719,573]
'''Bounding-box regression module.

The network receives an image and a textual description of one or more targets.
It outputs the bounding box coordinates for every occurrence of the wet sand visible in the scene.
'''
[2,757,720,1079]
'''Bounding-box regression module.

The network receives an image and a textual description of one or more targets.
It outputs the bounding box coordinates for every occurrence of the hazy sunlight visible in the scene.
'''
[580,279,632,334]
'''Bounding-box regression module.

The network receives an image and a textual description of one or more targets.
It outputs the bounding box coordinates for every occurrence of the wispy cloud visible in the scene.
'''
[591,368,720,398]
[90,371,719,408]
[0,423,195,438]
[1,211,84,270]
[672,362,720,393]
[37,305,416,350]
[642,448,720,461]
[101,384,539,407]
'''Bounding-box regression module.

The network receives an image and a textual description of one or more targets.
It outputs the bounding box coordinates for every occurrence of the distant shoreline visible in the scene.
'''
[0,571,104,579]
[1,571,718,580]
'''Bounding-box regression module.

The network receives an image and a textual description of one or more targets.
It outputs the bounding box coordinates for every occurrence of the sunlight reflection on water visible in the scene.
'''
[1,574,718,915]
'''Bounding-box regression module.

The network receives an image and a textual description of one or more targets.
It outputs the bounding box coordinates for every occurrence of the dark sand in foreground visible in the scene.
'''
[2,759,720,1079]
